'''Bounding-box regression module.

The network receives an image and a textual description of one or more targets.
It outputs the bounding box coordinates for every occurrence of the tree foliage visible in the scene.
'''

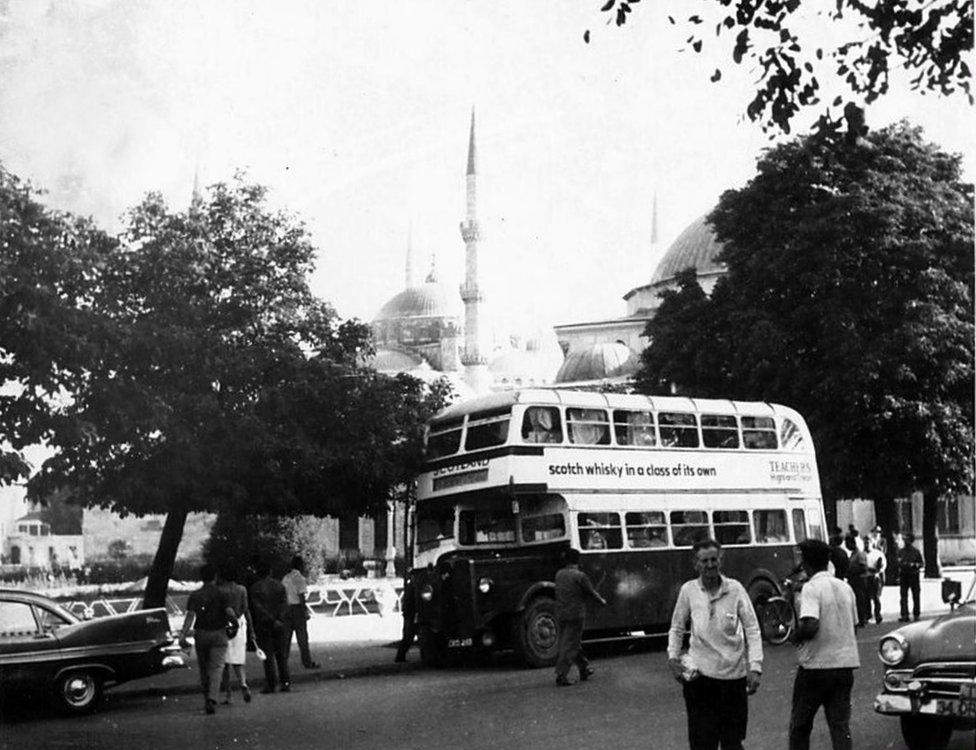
[636,122,974,569]
[589,1,973,133]
[3,170,446,604]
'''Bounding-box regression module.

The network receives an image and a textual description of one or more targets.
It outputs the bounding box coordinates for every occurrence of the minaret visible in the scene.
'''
[459,108,490,392]
[405,224,416,288]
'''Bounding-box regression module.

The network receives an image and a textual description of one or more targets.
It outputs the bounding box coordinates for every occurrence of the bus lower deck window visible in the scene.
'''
[625,511,668,547]
[712,510,751,545]
[753,509,789,543]
[521,513,566,543]
[670,510,709,547]
[578,512,622,550]
[459,509,516,545]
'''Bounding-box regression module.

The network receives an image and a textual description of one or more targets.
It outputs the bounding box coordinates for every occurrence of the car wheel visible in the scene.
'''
[900,715,953,750]
[55,669,104,715]
[514,597,559,668]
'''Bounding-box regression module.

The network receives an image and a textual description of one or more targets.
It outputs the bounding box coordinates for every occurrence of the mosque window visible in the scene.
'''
[522,407,562,444]
[742,417,778,449]
[658,412,700,448]
[567,408,610,445]
[613,410,656,446]
[701,414,740,449]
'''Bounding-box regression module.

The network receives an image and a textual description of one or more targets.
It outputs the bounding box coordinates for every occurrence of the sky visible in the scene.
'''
[0,0,973,339]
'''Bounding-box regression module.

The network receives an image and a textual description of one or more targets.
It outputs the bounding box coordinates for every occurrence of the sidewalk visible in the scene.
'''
[114,569,973,701]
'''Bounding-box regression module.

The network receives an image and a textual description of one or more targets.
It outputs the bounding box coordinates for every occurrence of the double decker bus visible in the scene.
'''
[409,388,826,667]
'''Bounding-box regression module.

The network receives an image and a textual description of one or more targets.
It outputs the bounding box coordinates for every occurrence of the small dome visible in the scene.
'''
[373,281,461,323]
[650,215,725,287]
[369,348,425,374]
[555,342,638,384]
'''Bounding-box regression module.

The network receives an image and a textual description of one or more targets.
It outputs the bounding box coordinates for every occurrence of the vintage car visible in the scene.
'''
[874,575,976,750]
[0,588,185,714]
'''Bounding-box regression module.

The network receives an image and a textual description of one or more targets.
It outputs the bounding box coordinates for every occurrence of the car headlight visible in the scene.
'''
[879,634,909,666]
[478,577,492,594]
[420,585,434,602]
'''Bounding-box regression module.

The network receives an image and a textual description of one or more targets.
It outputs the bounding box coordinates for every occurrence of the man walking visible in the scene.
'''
[667,539,763,750]
[844,536,869,627]
[282,555,320,670]
[789,539,859,750]
[178,564,236,714]
[554,548,606,686]
[249,559,291,693]
[394,572,417,663]
[898,533,924,622]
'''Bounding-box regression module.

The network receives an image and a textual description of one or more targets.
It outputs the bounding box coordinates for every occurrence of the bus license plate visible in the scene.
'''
[447,638,472,649]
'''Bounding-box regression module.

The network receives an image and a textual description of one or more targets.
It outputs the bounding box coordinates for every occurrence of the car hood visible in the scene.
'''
[894,603,975,666]
[56,608,173,647]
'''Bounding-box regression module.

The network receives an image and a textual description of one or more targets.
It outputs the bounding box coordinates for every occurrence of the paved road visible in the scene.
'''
[2,623,973,750]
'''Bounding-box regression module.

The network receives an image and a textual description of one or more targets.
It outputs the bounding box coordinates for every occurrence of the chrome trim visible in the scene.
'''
[878,633,909,666]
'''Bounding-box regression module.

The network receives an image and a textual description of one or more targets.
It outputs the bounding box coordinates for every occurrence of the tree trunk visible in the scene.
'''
[921,489,942,579]
[142,507,189,609]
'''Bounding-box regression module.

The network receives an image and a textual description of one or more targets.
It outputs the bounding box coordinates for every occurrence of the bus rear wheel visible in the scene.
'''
[514,597,559,668]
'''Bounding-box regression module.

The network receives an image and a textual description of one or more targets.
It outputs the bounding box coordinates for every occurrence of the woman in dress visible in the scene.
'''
[219,564,255,704]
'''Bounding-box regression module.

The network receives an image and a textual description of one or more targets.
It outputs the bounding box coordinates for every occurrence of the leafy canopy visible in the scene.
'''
[589,1,973,133]
[636,121,974,501]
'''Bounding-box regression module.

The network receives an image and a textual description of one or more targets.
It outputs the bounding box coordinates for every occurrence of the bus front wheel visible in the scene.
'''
[514,597,560,668]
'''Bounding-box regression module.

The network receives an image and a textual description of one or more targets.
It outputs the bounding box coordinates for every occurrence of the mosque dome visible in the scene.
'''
[554,342,638,384]
[373,280,461,323]
[649,215,726,287]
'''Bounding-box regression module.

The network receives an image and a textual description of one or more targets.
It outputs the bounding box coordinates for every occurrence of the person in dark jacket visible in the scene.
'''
[844,537,869,627]
[395,573,417,663]
[249,560,291,693]
[897,534,924,622]
[828,533,849,580]
[554,548,606,686]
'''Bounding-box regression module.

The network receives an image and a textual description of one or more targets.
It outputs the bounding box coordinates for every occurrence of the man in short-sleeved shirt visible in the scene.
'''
[789,539,859,750]
[282,556,319,670]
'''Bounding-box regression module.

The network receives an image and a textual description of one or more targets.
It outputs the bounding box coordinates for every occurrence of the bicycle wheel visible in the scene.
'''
[759,596,794,645]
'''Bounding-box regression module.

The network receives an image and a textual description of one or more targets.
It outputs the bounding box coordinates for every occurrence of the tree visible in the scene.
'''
[1,166,113,486]
[588,1,973,133]
[636,122,974,575]
[25,175,445,607]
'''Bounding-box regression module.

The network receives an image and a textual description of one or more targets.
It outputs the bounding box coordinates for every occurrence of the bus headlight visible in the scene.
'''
[879,634,908,666]
[481,631,495,647]
[478,577,492,594]
[420,585,434,602]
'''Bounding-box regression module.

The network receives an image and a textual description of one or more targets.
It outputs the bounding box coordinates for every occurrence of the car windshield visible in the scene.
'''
[963,575,976,605]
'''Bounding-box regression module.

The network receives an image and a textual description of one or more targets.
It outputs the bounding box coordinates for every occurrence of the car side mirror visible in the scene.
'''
[941,578,962,609]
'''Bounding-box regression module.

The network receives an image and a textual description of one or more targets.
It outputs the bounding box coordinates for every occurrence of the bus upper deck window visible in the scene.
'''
[578,512,622,550]
[779,418,806,450]
[742,417,778,449]
[427,418,463,459]
[614,410,656,447]
[753,509,789,543]
[701,415,740,449]
[625,511,668,547]
[522,407,562,444]
[670,510,709,547]
[465,408,512,451]
[712,510,751,545]
[659,413,700,448]
[567,408,611,445]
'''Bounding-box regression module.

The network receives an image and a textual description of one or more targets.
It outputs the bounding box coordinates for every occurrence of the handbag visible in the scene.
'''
[225,615,240,640]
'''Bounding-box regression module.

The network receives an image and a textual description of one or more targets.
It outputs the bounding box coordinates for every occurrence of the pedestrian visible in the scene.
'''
[843,536,869,627]
[864,536,886,624]
[282,555,320,670]
[219,564,255,704]
[394,572,417,663]
[178,563,237,715]
[554,548,606,686]
[249,558,291,693]
[788,539,859,750]
[897,533,923,622]
[868,525,887,555]
[667,539,762,750]
[828,533,849,581]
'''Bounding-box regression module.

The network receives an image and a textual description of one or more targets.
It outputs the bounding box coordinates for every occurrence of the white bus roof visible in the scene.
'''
[433,389,785,421]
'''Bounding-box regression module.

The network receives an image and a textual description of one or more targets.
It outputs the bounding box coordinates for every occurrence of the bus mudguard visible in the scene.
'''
[515,581,556,613]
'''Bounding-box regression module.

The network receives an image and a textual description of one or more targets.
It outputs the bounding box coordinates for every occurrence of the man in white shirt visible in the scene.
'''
[865,536,887,624]
[667,539,763,750]
[789,539,860,750]
[282,555,320,670]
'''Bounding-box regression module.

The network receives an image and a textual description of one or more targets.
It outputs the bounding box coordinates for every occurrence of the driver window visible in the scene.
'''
[35,605,72,633]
